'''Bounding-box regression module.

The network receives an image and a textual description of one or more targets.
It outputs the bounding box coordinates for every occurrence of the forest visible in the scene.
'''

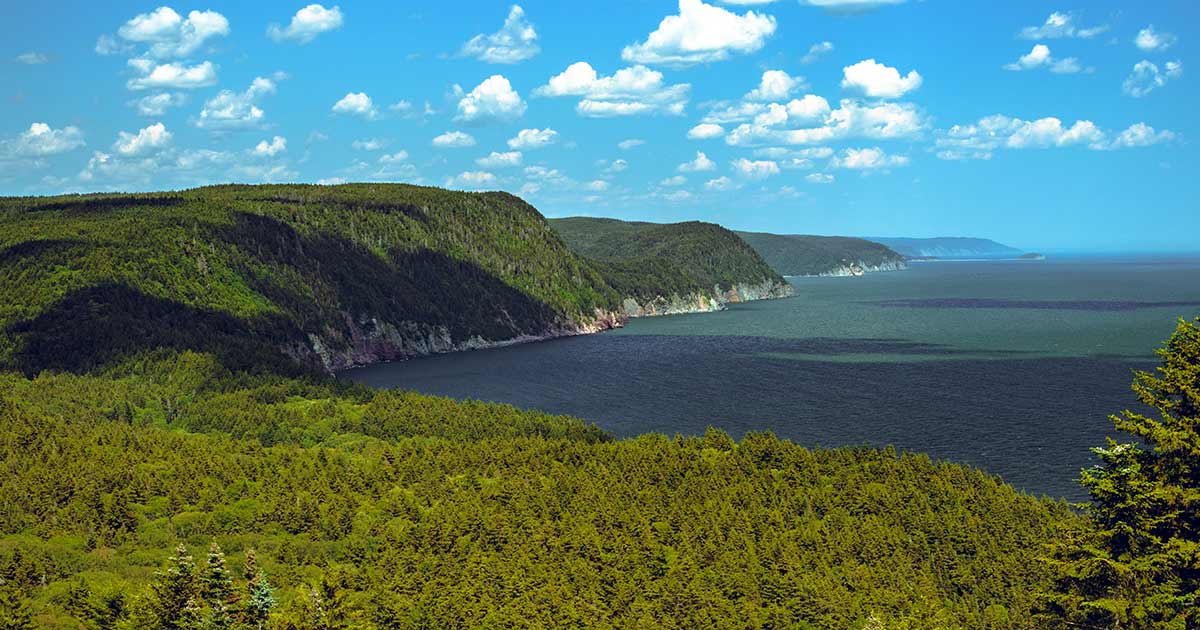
[733,232,906,277]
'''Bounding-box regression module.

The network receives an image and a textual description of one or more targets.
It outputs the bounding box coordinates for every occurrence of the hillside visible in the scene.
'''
[0,184,623,373]
[735,231,906,277]
[866,236,1024,259]
[550,217,793,316]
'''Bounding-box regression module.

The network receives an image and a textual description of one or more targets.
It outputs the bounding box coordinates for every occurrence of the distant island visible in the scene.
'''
[865,236,1026,260]
[734,231,906,277]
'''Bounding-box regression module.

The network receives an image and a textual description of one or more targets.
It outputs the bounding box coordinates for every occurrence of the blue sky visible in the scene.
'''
[1,0,1196,251]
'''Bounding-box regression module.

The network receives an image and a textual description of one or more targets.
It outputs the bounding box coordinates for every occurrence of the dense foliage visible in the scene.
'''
[734,231,905,277]
[0,185,620,373]
[0,351,1079,628]
[1045,317,1200,628]
[549,217,786,302]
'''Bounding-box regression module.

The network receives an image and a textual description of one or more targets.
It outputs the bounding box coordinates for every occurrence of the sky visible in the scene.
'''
[1,0,1196,252]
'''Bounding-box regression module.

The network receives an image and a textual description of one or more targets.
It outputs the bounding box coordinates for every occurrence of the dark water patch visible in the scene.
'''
[873,298,1200,312]
[342,332,1140,500]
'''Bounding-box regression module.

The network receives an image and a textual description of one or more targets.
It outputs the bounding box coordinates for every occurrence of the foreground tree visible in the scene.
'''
[1047,317,1200,628]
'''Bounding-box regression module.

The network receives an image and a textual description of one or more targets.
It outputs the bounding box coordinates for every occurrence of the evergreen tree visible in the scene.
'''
[0,580,34,630]
[1048,317,1200,628]
[201,542,236,629]
[244,571,276,629]
[150,544,199,630]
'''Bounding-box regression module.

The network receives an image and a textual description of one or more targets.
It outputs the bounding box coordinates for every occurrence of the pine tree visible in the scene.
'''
[244,571,276,630]
[201,542,235,629]
[149,544,199,630]
[1047,317,1200,628]
[0,579,35,630]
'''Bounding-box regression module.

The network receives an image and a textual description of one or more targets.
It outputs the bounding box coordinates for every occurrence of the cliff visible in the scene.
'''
[549,217,794,316]
[734,231,907,277]
[865,236,1024,259]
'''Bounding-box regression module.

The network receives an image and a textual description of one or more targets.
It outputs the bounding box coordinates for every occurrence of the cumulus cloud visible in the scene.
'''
[935,114,1124,160]
[1135,26,1177,52]
[799,0,905,12]
[196,76,280,129]
[1109,123,1175,149]
[1123,60,1183,97]
[829,147,908,169]
[745,69,803,101]
[1003,44,1085,74]
[618,138,646,150]
[660,175,686,186]
[268,4,344,44]
[432,131,476,148]
[805,173,834,184]
[507,128,558,149]
[445,171,497,189]
[16,52,49,65]
[801,41,834,64]
[461,5,540,63]
[535,62,689,117]
[131,92,186,116]
[113,122,172,156]
[455,75,526,123]
[127,60,217,90]
[678,151,716,172]
[705,176,735,190]
[731,158,779,179]
[111,6,229,59]
[331,92,378,119]
[476,151,523,168]
[688,123,725,139]
[841,59,922,98]
[351,138,386,151]
[1,123,85,158]
[725,98,924,147]
[254,136,287,156]
[1019,12,1107,40]
[378,150,409,163]
[622,0,776,67]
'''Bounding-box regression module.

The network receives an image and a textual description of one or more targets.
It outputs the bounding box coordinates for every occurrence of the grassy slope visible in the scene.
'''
[550,217,786,302]
[736,231,906,276]
[0,184,619,373]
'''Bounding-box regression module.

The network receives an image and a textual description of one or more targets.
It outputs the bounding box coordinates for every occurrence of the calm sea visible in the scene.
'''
[342,256,1200,500]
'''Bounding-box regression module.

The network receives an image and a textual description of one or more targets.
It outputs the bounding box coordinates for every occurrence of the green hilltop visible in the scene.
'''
[735,231,907,277]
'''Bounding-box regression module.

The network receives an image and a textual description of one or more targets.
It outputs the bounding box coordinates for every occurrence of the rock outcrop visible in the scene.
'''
[619,278,794,318]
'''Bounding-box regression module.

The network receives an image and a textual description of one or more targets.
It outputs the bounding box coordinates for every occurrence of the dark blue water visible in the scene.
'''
[342,257,1200,500]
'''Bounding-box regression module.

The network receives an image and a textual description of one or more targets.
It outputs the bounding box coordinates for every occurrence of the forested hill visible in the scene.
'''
[0,184,623,373]
[866,236,1024,259]
[549,217,792,316]
[735,231,907,277]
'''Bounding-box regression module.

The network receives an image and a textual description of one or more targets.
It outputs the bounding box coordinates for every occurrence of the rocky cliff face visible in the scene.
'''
[799,259,907,278]
[293,309,625,372]
[619,278,794,318]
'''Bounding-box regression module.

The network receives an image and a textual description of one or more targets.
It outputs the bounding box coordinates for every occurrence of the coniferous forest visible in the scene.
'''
[0,186,1196,628]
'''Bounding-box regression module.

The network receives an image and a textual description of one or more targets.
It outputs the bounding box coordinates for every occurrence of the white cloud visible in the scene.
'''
[476,151,523,168]
[351,138,386,151]
[1,123,85,158]
[432,131,476,148]
[455,75,526,123]
[678,151,716,172]
[584,180,610,191]
[1003,44,1085,74]
[841,59,922,98]
[331,92,378,119]
[702,101,768,124]
[1123,60,1183,97]
[196,76,279,129]
[254,136,287,156]
[445,171,497,189]
[745,69,803,101]
[378,150,410,163]
[705,176,735,190]
[801,41,834,64]
[317,177,347,185]
[268,4,344,44]
[800,0,906,9]
[113,122,172,156]
[660,175,687,186]
[605,159,629,173]
[1135,26,1177,52]
[726,98,925,147]
[507,128,558,149]
[1109,123,1175,149]
[688,123,725,139]
[829,147,908,169]
[131,92,186,116]
[535,62,689,117]
[731,157,779,179]
[618,138,646,150]
[1019,12,1107,39]
[622,0,777,67]
[805,173,834,184]
[16,52,49,65]
[115,7,229,59]
[935,114,1113,160]
[127,60,217,90]
[461,5,540,63]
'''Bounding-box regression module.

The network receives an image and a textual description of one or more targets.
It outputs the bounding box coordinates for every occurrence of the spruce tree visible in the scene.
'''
[244,571,276,629]
[201,542,235,629]
[1048,317,1200,628]
[0,579,35,630]
[149,544,199,630]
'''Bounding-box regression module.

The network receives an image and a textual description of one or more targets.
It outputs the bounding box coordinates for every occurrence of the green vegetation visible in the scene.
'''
[549,217,788,304]
[1044,317,1200,628]
[734,231,906,277]
[0,184,620,373]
